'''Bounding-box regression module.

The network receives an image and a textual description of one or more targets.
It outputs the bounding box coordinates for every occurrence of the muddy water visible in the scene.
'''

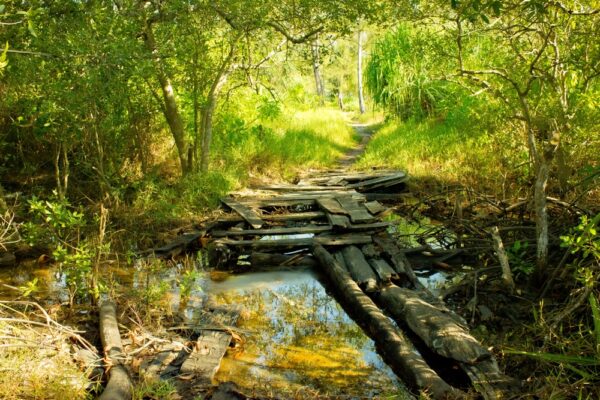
[0,261,410,398]
[194,269,406,397]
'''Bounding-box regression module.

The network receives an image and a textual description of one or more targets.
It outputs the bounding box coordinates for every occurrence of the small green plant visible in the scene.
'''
[133,378,177,400]
[507,240,534,280]
[178,268,201,300]
[22,195,103,304]
[17,278,39,297]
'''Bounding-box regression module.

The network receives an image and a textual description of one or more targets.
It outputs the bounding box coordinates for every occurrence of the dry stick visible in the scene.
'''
[490,226,515,293]
[99,301,133,400]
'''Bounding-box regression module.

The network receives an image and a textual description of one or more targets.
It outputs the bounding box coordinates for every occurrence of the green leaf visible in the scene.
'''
[0,5,5,14]
[28,19,38,37]
[590,294,600,352]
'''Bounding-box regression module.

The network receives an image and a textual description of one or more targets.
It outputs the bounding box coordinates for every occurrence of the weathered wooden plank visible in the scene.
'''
[364,200,387,215]
[341,245,378,292]
[211,225,332,237]
[257,184,347,191]
[327,213,351,228]
[349,172,408,190]
[336,196,377,224]
[316,235,372,246]
[343,222,391,232]
[221,198,264,229]
[317,197,347,215]
[365,193,410,201]
[374,235,420,286]
[250,252,317,268]
[218,211,326,223]
[368,258,397,283]
[215,234,372,249]
[312,245,458,399]
[179,305,240,382]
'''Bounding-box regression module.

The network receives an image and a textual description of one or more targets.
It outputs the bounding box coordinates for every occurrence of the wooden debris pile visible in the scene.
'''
[144,169,516,399]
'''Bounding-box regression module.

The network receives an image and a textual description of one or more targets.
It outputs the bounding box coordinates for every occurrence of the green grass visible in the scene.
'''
[124,108,357,228]
[355,118,513,193]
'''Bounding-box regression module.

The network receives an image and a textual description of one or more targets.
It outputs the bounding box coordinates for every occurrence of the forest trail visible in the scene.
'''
[337,123,374,167]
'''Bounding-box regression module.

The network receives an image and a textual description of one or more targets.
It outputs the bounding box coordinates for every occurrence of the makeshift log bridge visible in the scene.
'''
[149,169,515,399]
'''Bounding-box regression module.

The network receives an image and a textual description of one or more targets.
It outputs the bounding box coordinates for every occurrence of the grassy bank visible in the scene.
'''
[124,108,357,227]
[355,117,524,196]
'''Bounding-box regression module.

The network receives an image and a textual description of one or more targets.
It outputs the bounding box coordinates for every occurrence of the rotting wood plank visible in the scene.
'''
[257,184,347,191]
[368,258,397,283]
[221,198,264,229]
[217,211,326,223]
[250,252,317,268]
[364,200,388,215]
[215,234,372,249]
[348,172,408,190]
[341,245,378,292]
[374,235,420,286]
[317,197,348,215]
[312,245,459,399]
[179,304,240,383]
[336,196,377,223]
[327,213,351,228]
[340,222,391,232]
[235,193,364,208]
[365,193,411,201]
[211,225,332,237]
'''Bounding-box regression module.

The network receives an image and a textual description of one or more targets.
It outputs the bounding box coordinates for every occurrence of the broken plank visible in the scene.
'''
[179,305,240,383]
[341,245,378,292]
[217,211,326,223]
[315,234,373,246]
[364,200,387,215]
[215,234,372,249]
[336,196,377,224]
[221,198,264,229]
[374,235,420,286]
[368,258,397,282]
[317,197,347,215]
[349,172,408,190]
[250,252,317,268]
[257,184,347,191]
[211,225,332,237]
[327,213,351,228]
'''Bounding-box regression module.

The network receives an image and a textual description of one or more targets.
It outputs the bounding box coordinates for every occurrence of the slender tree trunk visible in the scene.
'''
[200,38,238,172]
[143,20,189,176]
[311,39,325,104]
[357,30,366,114]
[192,47,200,173]
[54,143,69,200]
[200,94,217,172]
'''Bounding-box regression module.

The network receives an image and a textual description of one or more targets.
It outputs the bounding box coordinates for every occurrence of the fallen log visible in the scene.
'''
[341,245,378,292]
[313,245,460,399]
[377,285,490,364]
[99,301,133,400]
[376,285,515,399]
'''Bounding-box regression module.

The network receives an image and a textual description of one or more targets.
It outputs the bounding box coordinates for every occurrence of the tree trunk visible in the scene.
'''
[357,30,366,114]
[200,94,217,172]
[311,39,325,104]
[54,143,69,200]
[533,153,551,282]
[143,20,189,176]
[199,39,238,172]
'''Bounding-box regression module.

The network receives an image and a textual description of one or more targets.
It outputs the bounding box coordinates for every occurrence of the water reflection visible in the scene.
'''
[190,270,404,397]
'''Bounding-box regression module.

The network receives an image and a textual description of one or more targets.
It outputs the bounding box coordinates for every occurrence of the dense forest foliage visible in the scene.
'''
[1,0,599,398]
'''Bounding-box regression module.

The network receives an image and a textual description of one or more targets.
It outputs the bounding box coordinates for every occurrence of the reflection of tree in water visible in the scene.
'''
[213,278,401,397]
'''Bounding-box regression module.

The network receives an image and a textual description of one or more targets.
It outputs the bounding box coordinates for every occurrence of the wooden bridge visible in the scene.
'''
[149,169,515,399]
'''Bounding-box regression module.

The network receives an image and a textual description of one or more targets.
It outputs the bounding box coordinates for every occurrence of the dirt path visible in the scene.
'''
[337,123,375,168]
